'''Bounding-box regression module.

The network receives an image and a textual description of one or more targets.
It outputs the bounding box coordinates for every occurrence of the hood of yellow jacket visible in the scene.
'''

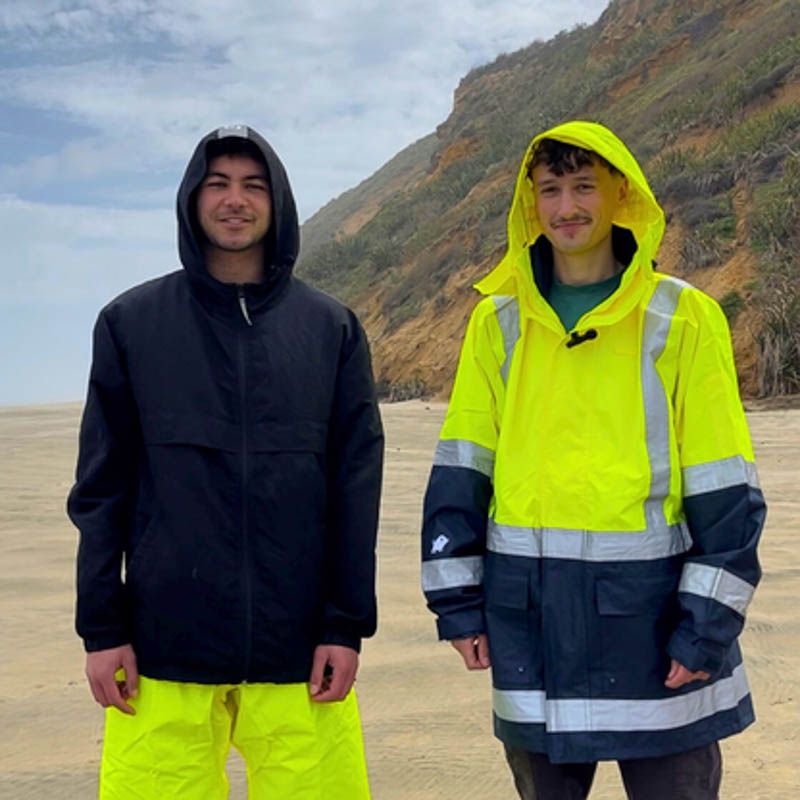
[475,120,666,325]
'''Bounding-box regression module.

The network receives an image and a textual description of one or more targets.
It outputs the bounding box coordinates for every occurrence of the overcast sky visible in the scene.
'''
[1,0,608,405]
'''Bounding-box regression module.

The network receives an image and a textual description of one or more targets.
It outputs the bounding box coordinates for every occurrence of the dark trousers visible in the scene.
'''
[505,742,722,800]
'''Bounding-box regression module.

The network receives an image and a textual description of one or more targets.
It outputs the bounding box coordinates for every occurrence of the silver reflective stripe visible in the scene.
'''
[216,124,249,139]
[642,277,687,531]
[492,296,520,384]
[421,556,483,592]
[679,563,755,616]
[486,520,691,562]
[493,662,749,731]
[494,686,546,723]
[683,456,760,497]
[434,439,495,478]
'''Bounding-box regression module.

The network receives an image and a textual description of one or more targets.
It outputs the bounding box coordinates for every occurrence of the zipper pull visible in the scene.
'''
[237,285,253,327]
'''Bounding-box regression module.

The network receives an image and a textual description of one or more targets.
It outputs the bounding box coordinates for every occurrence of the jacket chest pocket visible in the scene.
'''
[484,561,542,689]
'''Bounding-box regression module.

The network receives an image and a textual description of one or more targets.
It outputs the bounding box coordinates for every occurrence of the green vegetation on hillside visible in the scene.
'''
[296,0,800,398]
[749,153,800,396]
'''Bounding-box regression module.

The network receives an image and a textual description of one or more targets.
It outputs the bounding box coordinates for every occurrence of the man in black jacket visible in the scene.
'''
[68,124,384,799]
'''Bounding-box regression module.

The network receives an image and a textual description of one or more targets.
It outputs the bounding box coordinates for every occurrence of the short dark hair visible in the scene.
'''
[527,138,622,179]
[205,136,268,176]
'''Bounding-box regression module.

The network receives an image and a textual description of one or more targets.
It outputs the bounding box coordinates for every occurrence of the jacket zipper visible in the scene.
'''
[238,285,253,327]
[237,288,253,681]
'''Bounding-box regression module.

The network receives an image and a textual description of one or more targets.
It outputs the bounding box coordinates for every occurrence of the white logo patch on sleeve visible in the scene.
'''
[431,534,450,555]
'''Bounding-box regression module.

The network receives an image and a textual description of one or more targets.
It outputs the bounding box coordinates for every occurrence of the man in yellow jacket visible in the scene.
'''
[421,121,765,799]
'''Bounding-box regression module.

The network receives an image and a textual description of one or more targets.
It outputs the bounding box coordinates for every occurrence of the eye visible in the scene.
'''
[204,180,226,189]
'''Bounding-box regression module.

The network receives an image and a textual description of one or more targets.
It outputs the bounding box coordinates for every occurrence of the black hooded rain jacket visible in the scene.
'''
[68,125,384,684]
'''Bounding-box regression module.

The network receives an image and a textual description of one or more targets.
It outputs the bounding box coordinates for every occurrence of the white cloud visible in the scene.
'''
[0,0,609,403]
[0,194,172,306]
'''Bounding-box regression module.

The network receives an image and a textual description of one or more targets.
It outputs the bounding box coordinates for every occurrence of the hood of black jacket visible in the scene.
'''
[176,125,300,316]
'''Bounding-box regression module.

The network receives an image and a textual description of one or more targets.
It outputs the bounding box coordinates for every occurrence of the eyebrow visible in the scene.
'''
[204,170,268,182]
[536,173,598,188]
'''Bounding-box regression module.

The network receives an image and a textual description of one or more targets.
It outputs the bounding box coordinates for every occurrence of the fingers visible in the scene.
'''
[308,647,329,697]
[106,678,137,715]
[88,672,108,708]
[85,645,137,715]
[90,667,136,715]
[664,658,680,687]
[664,659,711,689]
[475,634,491,669]
[317,659,354,702]
[309,645,359,702]
[450,635,491,670]
[451,637,479,668]
[120,647,139,700]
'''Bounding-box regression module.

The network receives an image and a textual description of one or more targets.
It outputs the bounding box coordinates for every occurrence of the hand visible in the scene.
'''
[664,658,710,689]
[85,644,139,715]
[450,634,491,670]
[309,644,359,702]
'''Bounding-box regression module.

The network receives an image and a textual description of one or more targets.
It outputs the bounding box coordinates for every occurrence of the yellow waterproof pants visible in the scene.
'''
[100,677,370,799]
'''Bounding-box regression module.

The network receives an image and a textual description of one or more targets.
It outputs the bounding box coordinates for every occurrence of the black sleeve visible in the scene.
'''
[320,314,384,651]
[67,309,140,652]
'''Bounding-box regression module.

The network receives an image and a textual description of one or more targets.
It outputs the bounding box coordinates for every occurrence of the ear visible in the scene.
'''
[617,176,629,204]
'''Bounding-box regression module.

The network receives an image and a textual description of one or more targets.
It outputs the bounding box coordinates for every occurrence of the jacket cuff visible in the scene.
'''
[320,631,362,653]
[667,626,727,676]
[83,635,131,653]
[436,609,486,641]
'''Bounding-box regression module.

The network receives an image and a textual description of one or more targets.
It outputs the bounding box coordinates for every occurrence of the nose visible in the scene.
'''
[557,190,579,217]
[223,183,246,208]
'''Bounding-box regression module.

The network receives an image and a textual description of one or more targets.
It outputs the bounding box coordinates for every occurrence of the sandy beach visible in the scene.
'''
[0,400,797,799]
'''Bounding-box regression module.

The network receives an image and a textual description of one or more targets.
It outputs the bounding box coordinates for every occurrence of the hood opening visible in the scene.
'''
[476,121,665,298]
[176,125,300,312]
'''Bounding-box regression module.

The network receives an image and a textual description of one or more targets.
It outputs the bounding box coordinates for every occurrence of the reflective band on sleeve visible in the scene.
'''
[421,556,484,592]
[433,439,495,478]
[641,277,687,530]
[492,296,520,384]
[486,520,691,562]
[682,456,760,497]
[678,563,755,616]
[493,662,749,732]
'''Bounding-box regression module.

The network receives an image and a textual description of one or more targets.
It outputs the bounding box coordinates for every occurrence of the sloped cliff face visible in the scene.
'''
[296,0,800,399]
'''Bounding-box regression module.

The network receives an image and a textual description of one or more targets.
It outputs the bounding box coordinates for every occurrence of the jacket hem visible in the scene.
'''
[494,694,754,763]
[138,661,314,685]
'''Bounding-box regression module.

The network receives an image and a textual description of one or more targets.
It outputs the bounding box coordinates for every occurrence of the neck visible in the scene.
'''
[552,238,618,286]
[206,247,265,285]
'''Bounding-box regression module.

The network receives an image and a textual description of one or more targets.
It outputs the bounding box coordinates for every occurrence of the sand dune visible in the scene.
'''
[0,401,797,798]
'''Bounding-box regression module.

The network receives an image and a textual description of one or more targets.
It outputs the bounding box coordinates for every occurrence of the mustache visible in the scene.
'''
[553,216,591,226]
[551,217,592,228]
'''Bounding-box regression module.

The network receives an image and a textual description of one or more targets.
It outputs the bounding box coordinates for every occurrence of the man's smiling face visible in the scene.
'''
[532,160,627,261]
[196,153,272,256]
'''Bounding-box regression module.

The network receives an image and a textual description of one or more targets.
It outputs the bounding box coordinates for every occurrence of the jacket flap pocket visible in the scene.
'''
[251,419,327,453]
[596,574,678,617]
[141,413,238,451]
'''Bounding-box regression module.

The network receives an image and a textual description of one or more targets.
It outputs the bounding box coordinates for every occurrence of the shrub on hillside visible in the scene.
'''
[719,290,745,326]
[375,376,429,402]
[750,154,800,395]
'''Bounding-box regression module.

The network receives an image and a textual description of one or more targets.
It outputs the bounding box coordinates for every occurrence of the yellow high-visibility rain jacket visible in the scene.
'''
[421,121,765,763]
